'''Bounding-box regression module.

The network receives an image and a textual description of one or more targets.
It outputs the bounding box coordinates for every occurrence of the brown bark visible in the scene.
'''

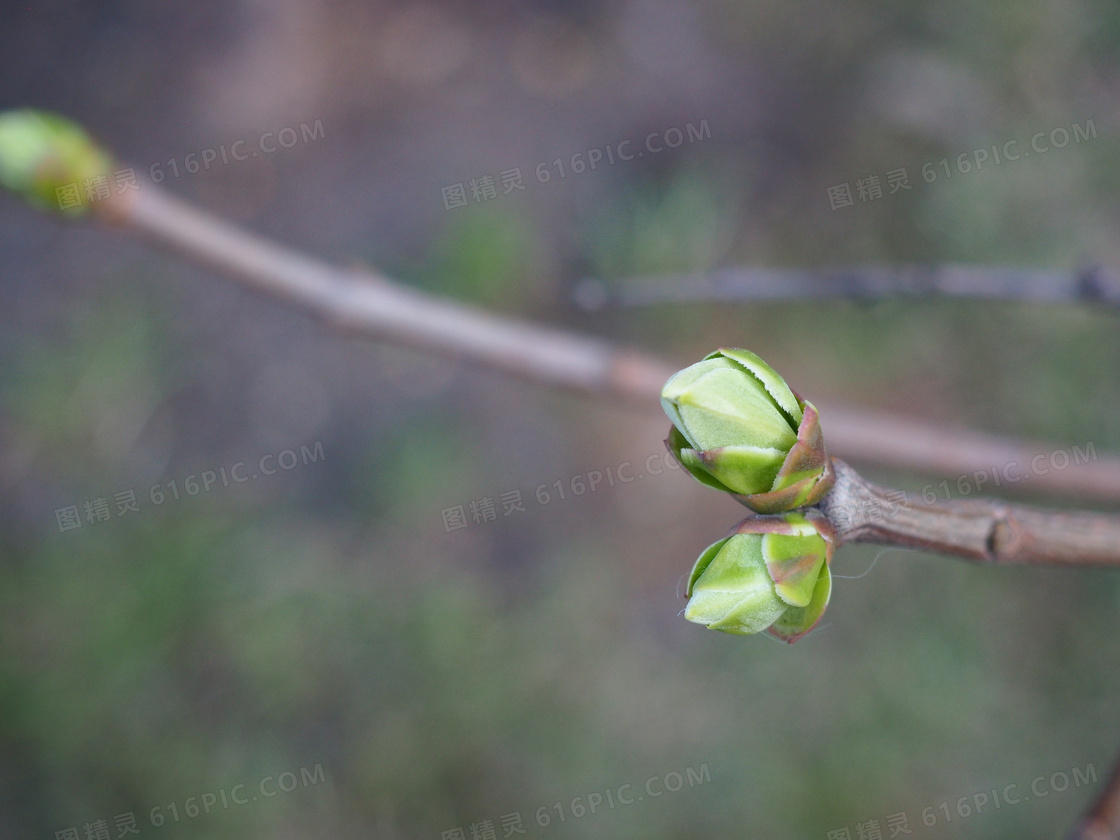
[821,459,1120,566]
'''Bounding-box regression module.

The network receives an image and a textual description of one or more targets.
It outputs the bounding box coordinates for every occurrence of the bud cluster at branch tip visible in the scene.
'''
[0,109,113,216]
[685,511,835,642]
[661,347,834,513]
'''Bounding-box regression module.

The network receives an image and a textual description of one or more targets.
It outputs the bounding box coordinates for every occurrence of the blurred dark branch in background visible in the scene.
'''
[1067,748,1120,840]
[572,264,1120,310]
[93,186,1120,503]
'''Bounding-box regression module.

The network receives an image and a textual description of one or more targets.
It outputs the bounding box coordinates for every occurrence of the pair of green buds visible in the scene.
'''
[0,112,835,642]
[661,348,836,643]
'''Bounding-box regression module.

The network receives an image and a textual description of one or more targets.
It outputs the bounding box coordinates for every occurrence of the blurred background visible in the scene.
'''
[2,1,1120,838]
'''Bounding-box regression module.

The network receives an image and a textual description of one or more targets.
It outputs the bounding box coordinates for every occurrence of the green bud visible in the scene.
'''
[661,347,834,513]
[685,512,834,643]
[0,110,113,216]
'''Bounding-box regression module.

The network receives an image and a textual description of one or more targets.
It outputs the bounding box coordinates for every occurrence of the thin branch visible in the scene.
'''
[812,410,1120,503]
[96,188,671,403]
[820,459,1120,566]
[91,187,1120,502]
[1066,748,1120,840]
[573,264,1120,310]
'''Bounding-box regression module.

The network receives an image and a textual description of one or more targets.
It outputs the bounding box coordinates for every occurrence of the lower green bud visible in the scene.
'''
[685,511,834,643]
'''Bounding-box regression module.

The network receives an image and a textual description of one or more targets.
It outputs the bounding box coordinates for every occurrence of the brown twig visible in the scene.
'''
[1066,749,1120,840]
[91,185,1120,502]
[820,459,1120,566]
[96,188,672,401]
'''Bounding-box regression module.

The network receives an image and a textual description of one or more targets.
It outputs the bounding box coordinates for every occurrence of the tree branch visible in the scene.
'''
[97,188,672,401]
[820,459,1120,566]
[90,186,1120,502]
[574,264,1120,310]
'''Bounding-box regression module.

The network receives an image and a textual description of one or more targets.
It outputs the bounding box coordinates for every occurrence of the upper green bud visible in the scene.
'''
[685,511,834,643]
[0,110,113,216]
[661,347,834,513]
